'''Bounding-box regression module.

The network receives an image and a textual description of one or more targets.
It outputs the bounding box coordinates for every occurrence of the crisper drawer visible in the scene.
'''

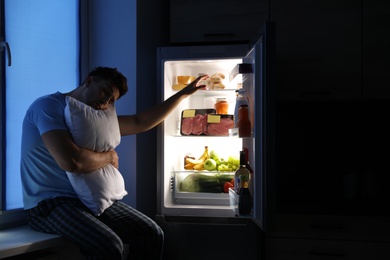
[172,171,234,206]
[265,237,390,260]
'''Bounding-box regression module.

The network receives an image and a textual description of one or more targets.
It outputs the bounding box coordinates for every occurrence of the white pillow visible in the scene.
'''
[64,96,127,216]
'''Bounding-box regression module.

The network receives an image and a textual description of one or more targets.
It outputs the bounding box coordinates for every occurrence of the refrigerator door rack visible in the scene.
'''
[229,63,253,82]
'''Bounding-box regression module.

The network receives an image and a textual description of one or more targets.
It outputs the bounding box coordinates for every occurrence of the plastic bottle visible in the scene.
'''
[238,104,251,138]
[234,89,249,128]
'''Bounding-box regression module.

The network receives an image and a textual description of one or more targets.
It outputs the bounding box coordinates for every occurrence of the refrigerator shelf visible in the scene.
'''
[191,89,238,96]
[172,170,235,174]
[172,134,239,138]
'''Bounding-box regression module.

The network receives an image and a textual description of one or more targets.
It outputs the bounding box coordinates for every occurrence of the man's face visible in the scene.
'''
[86,77,120,110]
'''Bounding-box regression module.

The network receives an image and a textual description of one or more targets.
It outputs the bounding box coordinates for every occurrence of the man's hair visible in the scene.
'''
[86,67,128,98]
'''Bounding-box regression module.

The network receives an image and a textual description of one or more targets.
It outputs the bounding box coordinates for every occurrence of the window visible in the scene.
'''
[1,0,80,210]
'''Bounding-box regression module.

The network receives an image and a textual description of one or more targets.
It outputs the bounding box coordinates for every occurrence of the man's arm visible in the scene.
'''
[42,130,119,173]
[118,75,207,136]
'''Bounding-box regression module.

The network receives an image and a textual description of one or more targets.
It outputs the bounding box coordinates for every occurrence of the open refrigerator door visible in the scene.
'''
[155,23,274,260]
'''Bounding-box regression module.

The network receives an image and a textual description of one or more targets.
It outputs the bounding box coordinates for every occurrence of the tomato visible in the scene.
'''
[223,181,234,193]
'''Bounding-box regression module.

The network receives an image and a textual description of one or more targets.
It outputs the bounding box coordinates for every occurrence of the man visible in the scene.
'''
[20,67,207,259]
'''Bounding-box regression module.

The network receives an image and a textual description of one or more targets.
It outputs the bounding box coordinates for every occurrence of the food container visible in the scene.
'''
[180,109,234,136]
[180,109,216,136]
[206,114,234,136]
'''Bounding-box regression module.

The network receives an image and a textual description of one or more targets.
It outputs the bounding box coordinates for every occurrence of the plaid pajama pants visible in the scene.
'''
[28,197,164,260]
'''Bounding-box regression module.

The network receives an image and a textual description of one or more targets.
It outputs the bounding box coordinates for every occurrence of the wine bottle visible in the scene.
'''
[236,150,253,215]
[243,147,254,196]
[234,151,250,194]
[238,185,252,215]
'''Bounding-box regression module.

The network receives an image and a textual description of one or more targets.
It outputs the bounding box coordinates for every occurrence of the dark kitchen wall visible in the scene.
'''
[88,0,170,216]
[87,0,169,218]
[87,0,137,207]
[134,0,170,217]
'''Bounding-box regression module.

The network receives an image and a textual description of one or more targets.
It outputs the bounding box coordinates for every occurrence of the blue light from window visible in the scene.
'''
[4,0,79,209]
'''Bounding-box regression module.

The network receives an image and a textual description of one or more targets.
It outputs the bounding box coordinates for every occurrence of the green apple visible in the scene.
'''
[203,158,217,171]
[209,150,219,161]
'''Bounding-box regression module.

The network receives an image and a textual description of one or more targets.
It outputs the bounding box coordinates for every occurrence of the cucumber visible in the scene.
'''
[216,173,234,183]
[194,173,220,188]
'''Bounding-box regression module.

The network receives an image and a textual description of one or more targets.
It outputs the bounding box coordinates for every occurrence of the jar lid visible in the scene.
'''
[216,98,227,102]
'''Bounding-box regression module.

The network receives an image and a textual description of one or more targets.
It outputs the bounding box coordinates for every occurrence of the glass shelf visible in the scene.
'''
[192,88,238,97]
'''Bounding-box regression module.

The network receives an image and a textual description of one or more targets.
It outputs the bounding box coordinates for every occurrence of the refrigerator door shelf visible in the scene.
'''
[173,171,235,206]
[228,187,253,217]
[229,63,254,82]
[229,188,239,215]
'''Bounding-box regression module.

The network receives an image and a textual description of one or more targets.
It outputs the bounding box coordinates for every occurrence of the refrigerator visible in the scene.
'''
[155,22,275,260]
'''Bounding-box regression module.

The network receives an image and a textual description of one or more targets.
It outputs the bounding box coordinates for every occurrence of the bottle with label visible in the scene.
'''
[234,150,252,215]
[214,98,229,114]
[234,151,251,194]
[243,147,254,196]
[238,104,251,138]
[234,89,249,128]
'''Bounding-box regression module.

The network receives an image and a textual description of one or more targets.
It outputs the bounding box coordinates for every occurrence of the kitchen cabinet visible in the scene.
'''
[267,214,390,243]
[170,0,269,43]
[362,0,390,99]
[265,236,390,260]
[271,0,362,100]
[265,214,390,259]
[274,100,390,217]
[270,99,390,259]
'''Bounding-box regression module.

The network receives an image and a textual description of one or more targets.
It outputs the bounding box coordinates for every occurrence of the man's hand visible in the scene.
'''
[42,130,120,173]
[178,75,209,97]
[108,150,119,169]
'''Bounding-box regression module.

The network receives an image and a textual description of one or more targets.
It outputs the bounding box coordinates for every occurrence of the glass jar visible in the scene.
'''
[214,98,229,114]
